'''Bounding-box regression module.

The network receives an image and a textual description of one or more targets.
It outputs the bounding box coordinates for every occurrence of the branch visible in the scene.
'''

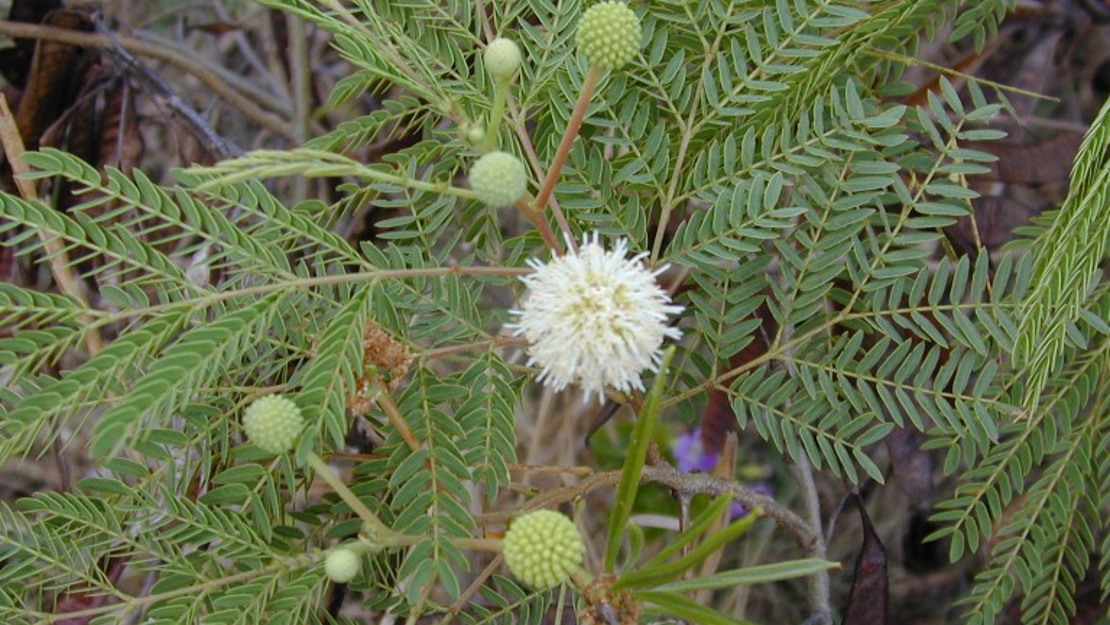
[0,94,104,355]
[477,463,819,550]
[0,20,294,141]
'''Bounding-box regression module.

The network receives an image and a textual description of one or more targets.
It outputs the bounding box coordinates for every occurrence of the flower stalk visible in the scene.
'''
[531,66,601,251]
[305,451,394,539]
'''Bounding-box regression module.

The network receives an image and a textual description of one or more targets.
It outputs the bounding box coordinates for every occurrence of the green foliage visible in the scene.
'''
[0,0,1103,624]
[1014,96,1110,413]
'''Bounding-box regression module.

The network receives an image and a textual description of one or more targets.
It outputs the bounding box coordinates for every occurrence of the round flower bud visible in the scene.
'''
[468,151,527,207]
[502,510,585,589]
[324,547,361,583]
[576,1,642,71]
[464,123,486,146]
[484,37,522,80]
[242,395,304,455]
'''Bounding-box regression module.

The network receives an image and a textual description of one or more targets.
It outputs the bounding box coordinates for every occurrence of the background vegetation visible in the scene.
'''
[0,0,1107,623]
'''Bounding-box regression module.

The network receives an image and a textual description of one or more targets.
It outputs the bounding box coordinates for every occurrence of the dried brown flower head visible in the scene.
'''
[346,321,413,416]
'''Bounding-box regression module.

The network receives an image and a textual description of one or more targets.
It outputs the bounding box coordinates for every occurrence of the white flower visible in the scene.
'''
[510,233,682,403]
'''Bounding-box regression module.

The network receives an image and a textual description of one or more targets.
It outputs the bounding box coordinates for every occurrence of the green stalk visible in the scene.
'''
[484,76,511,152]
[305,451,393,539]
[604,346,675,573]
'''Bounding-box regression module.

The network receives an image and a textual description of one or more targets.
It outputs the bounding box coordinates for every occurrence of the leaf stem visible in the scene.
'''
[191,148,481,200]
[92,265,529,324]
[383,532,503,553]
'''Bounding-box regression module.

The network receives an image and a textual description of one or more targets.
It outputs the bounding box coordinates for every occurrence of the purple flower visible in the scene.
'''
[673,428,719,473]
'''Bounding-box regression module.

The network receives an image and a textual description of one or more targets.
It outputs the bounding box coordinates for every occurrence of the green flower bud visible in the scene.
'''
[576,1,642,71]
[484,37,522,80]
[502,510,585,589]
[242,395,304,455]
[469,151,528,207]
[324,547,362,583]
[461,122,486,147]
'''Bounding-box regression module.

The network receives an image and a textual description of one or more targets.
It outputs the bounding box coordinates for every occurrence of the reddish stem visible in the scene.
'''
[531,66,602,254]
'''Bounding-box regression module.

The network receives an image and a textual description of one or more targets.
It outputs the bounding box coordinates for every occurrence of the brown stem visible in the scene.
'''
[439,555,504,625]
[515,197,564,254]
[476,463,818,549]
[531,66,602,252]
[0,94,104,355]
[287,14,312,201]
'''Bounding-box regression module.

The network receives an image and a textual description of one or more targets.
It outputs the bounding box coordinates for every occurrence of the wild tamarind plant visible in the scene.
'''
[0,1,1107,624]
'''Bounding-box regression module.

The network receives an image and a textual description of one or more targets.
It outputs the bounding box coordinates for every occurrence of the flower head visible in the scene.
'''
[324,547,362,583]
[502,510,585,589]
[484,37,522,80]
[469,151,528,207]
[510,233,682,403]
[576,1,642,71]
[242,394,304,455]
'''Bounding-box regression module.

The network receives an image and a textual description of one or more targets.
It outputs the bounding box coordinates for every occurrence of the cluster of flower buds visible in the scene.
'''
[241,0,660,595]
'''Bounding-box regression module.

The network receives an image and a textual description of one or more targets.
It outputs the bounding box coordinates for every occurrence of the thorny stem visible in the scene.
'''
[532,66,603,253]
